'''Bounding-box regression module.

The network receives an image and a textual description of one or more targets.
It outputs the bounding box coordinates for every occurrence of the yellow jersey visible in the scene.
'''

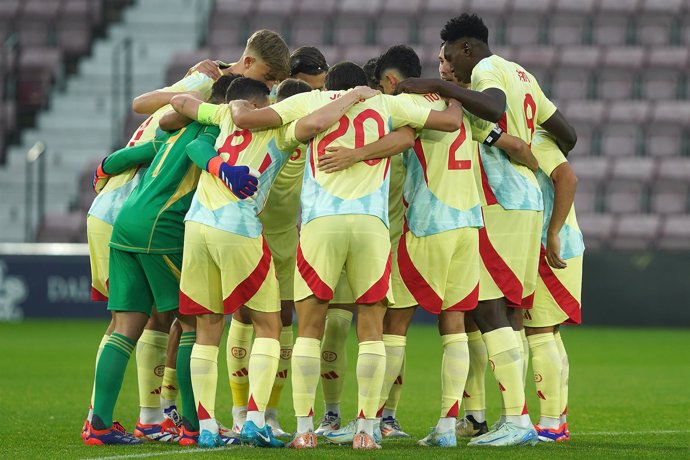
[185,103,299,238]
[271,90,432,226]
[471,54,557,211]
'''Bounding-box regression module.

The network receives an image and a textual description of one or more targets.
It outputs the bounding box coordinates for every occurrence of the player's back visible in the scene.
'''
[300,91,430,225]
[188,103,298,238]
[471,54,556,147]
[111,122,217,253]
[398,93,482,236]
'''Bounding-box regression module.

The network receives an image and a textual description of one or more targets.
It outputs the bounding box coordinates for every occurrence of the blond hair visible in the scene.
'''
[245,29,290,81]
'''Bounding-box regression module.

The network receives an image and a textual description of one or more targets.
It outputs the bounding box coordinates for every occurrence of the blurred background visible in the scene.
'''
[0,0,688,325]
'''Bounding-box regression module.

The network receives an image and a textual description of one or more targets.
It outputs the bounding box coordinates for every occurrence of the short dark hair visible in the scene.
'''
[210,74,241,103]
[374,45,422,81]
[440,13,489,45]
[276,78,312,102]
[324,61,367,91]
[362,57,379,89]
[225,77,270,102]
[290,46,329,76]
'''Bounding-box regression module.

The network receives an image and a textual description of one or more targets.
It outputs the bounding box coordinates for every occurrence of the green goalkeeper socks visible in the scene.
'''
[92,333,135,429]
[177,332,199,431]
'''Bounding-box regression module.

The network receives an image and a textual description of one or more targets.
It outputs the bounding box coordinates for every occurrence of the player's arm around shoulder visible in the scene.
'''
[422,98,464,132]
[494,133,539,172]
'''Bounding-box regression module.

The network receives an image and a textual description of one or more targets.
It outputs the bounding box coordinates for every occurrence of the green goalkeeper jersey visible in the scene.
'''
[106,122,220,254]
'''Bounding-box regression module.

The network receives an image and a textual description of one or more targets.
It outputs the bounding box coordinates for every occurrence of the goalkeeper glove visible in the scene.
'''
[92,158,110,194]
[206,156,259,199]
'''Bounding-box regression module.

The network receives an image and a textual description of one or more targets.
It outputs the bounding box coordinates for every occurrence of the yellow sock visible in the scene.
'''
[161,367,178,404]
[463,331,487,413]
[441,333,469,418]
[247,338,280,417]
[136,330,168,423]
[320,309,352,408]
[383,354,405,417]
[191,344,219,433]
[483,327,525,417]
[378,334,406,413]
[89,334,109,413]
[518,329,529,385]
[268,326,293,409]
[356,341,386,419]
[227,321,253,408]
[554,331,569,423]
[292,337,321,417]
[527,332,562,422]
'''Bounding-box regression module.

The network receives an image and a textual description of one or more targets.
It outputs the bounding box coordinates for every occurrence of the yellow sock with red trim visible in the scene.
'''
[292,337,321,419]
[320,309,352,415]
[528,332,562,429]
[554,331,569,424]
[227,321,253,408]
[246,338,280,428]
[483,327,527,422]
[191,344,219,434]
[357,341,386,420]
[378,334,406,414]
[267,326,293,409]
[136,330,168,424]
[440,333,469,419]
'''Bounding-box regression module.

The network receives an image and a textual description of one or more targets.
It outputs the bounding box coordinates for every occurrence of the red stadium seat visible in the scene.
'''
[289,16,329,47]
[600,124,642,157]
[381,0,424,15]
[375,15,415,46]
[645,125,685,157]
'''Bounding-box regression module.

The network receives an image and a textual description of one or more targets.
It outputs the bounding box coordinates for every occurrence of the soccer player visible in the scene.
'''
[526,129,582,442]
[289,46,329,90]
[83,76,250,446]
[229,61,465,449]
[223,78,314,438]
[224,48,329,438]
[397,14,576,446]
[171,77,380,448]
[318,45,536,447]
[82,62,223,442]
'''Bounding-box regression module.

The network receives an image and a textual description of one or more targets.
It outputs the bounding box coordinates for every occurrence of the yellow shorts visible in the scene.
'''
[87,215,112,301]
[264,226,299,301]
[393,227,479,313]
[179,221,280,316]
[331,198,403,305]
[295,215,393,305]
[524,251,583,327]
[478,204,542,307]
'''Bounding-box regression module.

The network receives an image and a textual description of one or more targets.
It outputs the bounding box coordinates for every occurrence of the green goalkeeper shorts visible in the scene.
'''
[107,247,182,315]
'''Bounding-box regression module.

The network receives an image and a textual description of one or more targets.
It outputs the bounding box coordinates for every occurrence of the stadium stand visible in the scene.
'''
[0,0,688,250]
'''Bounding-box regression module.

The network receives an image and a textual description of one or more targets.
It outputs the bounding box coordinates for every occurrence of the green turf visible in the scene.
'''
[1,321,689,459]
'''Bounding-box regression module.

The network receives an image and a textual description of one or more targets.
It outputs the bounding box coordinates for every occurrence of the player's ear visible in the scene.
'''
[386,74,397,88]
[463,41,472,57]
[243,55,256,69]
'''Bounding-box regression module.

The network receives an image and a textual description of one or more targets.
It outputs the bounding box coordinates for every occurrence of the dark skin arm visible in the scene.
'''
[396,78,506,123]
[540,110,578,155]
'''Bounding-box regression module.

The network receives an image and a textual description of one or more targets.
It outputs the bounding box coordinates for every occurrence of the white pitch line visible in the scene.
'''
[84,448,208,460]
[83,430,690,460]
[577,429,690,436]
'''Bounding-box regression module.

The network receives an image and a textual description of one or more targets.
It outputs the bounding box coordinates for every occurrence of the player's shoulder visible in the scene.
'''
[394,92,445,109]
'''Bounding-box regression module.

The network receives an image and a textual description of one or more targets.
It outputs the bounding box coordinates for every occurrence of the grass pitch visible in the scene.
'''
[1,321,689,459]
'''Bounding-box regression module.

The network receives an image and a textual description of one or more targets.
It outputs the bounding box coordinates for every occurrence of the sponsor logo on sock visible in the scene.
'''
[154,365,165,377]
[322,351,337,362]
[232,347,247,359]
[534,373,543,383]
[280,348,292,360]
[232,367,249,377]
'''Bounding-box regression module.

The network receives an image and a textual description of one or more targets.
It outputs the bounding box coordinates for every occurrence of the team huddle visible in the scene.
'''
[81,13,582,450]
